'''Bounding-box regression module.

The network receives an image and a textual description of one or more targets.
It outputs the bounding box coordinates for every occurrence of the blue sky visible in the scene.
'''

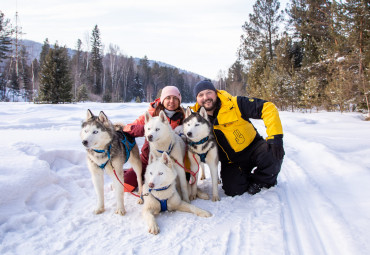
[2,0,289,79]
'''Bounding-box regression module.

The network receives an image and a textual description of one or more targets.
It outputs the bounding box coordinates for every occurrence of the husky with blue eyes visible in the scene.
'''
[142,152,212,235]
[80,109,143,216]
[183,107,220,202]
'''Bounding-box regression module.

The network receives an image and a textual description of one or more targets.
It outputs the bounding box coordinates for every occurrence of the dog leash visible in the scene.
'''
[175,153,200,185]
[93,137,141,198]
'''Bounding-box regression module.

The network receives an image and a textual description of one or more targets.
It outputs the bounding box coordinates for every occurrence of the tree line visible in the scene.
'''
[0,20,202,103]
[222,0,369,115]
[1,0,369,116]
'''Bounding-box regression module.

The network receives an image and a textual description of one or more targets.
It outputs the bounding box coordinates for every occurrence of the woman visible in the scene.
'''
[123,86,185,191]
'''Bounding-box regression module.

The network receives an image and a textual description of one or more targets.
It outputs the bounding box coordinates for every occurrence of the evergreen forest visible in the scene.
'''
[0,0,369,116]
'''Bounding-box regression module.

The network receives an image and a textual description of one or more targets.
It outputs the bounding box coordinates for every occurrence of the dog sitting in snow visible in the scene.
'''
[80,109,143,215]
[142,152,212,235]
[183,107,220,201]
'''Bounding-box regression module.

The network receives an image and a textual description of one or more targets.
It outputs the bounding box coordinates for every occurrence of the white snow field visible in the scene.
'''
[0,102,369,255]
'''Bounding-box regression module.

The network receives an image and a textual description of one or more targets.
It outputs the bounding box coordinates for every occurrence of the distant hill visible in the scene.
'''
[18,39,204,78]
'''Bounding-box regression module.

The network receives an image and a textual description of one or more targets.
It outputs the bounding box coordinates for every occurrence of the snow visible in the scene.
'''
[1,102,369,255]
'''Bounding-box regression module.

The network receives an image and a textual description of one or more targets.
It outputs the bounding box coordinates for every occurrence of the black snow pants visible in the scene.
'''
[220,139,283,196]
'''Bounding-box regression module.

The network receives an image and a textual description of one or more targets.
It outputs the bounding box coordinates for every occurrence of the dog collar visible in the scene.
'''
[149,184,171,193]
[156,143,174,155]
[188,136,209,146]
[93,145,112,169]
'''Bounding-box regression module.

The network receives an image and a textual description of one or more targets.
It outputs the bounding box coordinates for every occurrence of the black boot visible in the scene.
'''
[247,182,264,195]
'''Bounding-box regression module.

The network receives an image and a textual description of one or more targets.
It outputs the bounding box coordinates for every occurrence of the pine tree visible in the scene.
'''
[77,84,89,102]
[139,55,151,101]
[90,25,103,95]
[239,0,283,62]
[342,0,370,116]
[39,38,50,67]
[19,45,32,102]
[131,73,144,102]
[39,43,72,103]
[0,11,13,63]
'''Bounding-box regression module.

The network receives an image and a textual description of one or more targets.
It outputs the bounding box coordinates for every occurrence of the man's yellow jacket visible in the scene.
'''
[191,90,283,163]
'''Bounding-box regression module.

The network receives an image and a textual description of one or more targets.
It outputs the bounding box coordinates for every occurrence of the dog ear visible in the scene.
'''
[144,111,152,124]
[87,109,94,120]
[161,152,172,167]
[199,107,208,121]
[159,110,168,124]
[148,151,155,165]
[98,111,109,123]
[185,107,192,118]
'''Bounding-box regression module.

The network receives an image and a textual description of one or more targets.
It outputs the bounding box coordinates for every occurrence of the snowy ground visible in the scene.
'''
[0,102,369,255]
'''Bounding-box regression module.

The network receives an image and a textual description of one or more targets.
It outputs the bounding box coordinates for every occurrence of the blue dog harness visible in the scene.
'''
[188,136,209,163]
[93,132,136,169]
[149,185,171,212]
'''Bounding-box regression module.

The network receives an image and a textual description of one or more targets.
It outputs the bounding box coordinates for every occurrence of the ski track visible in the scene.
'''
[277,133,367,255]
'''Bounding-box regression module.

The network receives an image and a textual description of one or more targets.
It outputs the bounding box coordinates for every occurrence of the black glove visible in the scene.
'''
[267,134,285,160]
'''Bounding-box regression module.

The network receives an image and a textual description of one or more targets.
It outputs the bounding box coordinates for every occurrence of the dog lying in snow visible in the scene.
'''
[142,152,212,235]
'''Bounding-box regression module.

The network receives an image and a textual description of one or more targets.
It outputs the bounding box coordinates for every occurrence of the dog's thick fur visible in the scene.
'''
[142,152,212,235]
[183,107,220,202]
[144,110,190,202]
[80,109,143,215]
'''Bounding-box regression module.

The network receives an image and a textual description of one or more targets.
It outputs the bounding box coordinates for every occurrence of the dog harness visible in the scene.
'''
[156,143,174,156]
[188,136,209,163]
[93,132,136,169]
[149,185,171,212]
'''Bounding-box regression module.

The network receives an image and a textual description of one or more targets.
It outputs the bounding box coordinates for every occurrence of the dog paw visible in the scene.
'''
[212,195,220,202]
[198,210,212,218]
[115,208,126,216]
[197,192,209,200]
[200,176,206,180]
[189,194,197,201]
[148,223,160,235]
[137,198,144,204]
[94,208,105,214]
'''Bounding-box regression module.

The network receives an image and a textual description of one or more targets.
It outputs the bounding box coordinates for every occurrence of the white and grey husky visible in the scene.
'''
[183,107,220,201]
[144,110,190,202]
[142,152,212,235]
[80,109,143,215]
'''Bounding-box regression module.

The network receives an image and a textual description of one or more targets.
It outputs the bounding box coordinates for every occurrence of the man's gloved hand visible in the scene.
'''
[267,134,285,160]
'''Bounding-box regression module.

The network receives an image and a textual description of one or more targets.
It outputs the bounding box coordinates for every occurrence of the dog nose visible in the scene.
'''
[82,140,88,146]
[148,182,154,189]
[187,132,192,137]
[147,135,153,141]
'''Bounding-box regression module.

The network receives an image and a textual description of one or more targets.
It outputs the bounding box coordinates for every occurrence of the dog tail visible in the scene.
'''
[114,122,126,131]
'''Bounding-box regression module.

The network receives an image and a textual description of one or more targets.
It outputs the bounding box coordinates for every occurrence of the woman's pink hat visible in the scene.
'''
[160,86,182,104]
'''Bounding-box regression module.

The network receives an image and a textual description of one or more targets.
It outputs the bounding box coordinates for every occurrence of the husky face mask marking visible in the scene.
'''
[80,111,112,149]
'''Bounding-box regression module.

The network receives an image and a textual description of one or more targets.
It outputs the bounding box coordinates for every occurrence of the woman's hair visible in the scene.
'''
[153,102,185,124]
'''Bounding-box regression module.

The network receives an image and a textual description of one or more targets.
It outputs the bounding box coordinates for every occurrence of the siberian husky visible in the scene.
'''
[144,110,190,202]
[183,107,220,202]
[80,109,143,215]
[142,152,212,235]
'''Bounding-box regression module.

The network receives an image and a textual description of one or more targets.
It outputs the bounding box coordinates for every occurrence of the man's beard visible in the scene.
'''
[202,99,217,111]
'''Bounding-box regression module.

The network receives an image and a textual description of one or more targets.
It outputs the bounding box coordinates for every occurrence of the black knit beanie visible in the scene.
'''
[194,79,217,98]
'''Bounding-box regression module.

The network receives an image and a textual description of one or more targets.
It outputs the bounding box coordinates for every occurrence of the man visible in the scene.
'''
[191,79,284,196]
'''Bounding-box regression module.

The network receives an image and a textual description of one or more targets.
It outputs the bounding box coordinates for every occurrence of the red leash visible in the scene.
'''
[113,169,141,198]
[175,153,200,185]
